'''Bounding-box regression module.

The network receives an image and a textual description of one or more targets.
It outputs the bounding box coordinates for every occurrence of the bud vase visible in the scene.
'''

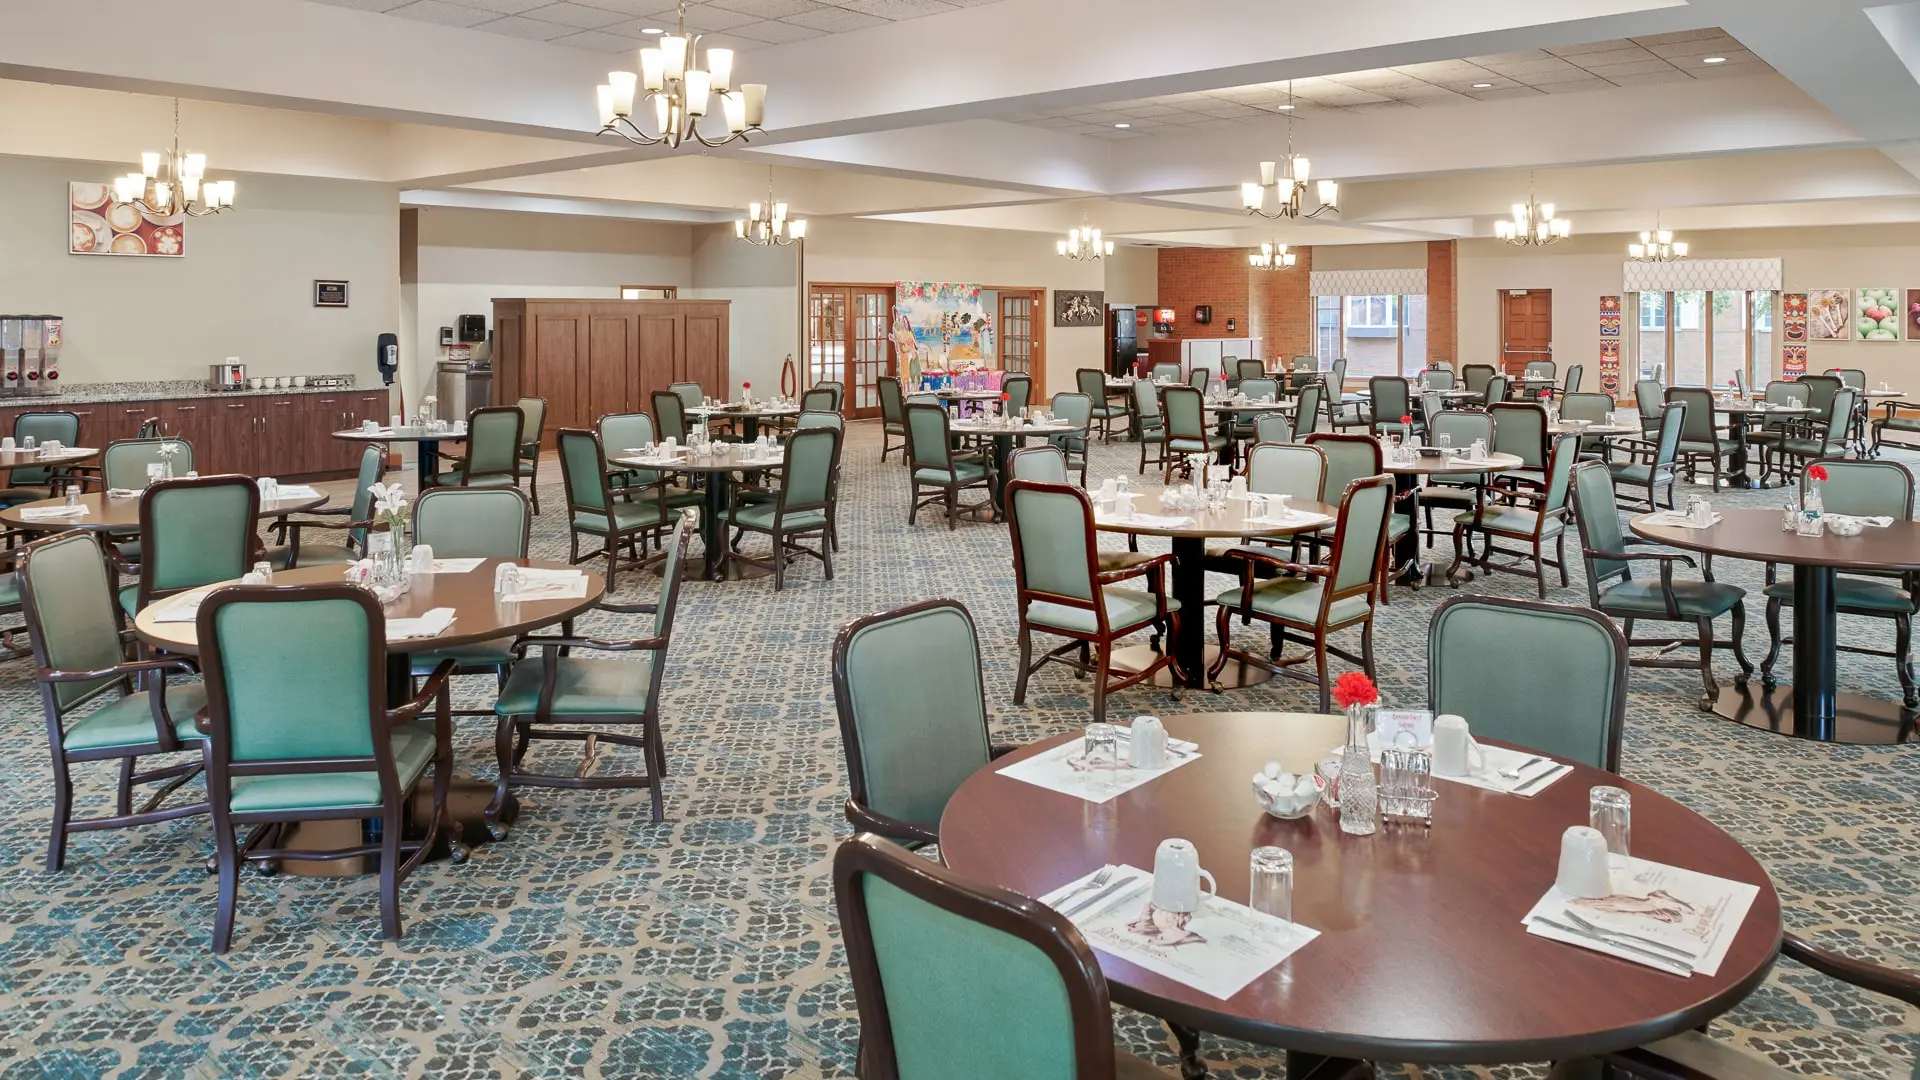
[1338,704,1378,836]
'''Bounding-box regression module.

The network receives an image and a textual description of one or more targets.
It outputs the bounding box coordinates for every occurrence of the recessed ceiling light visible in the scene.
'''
[1703,56,1726,64]
[1472,82,1494,89]
[1276,104,1295,111]
[641,27,664,34]
[1114,122,1130,128]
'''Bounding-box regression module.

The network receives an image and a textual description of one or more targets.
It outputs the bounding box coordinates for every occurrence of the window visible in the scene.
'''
[1630,290,1778,390]
[1318,293,1427,377]
[1639,292,1666,331]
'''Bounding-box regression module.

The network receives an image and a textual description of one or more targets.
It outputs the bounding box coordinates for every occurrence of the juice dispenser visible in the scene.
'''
[0,316,21,395]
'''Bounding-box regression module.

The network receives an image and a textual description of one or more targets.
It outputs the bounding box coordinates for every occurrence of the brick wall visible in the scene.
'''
[1427,240,1458,369]
[1155,247,1251,341]
[1251,245,1314,360]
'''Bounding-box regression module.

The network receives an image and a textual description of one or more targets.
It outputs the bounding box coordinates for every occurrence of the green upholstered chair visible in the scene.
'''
[1230,378,1281,448]
[1760,459,1916,708]
[1047,392,1093,487]
[1303,432,1410,598]
[100,437,195,490]
[1428,594,1627,771]
[1159,385,1222,485]
[814,380,846,412]
[878,376,910,462]
[495,513,691,825]
[797,410,844,432]
[800,386,837,414]
[408,486,535,719]
[1488,402,1548,490]
[1419,410,1495,544]
[197,583,456,952]
[1483,373,1512,406]
[1211,473,1392,711]
[1286,382,1323,443]
[725,425,839,591]
[513,396,547,514]
[438,405,523,491]
[1236,358,1267,381]
[1798,373,1842,419]
[267,445,382,570]
[1006,479,1179,722]
[652,389,691,446]
[670,381,705,409]
[795,410,848,550]
[126,475,260,617]
[1419,368,1457,391]
[1131,380,1166,475]
[906,402,992,529]
[1460,363,1495,403]
[1077,368,1126,441]
[1608,401,1685,511]
[558,427,667,594]
[1251,411,1291,446]
[833,833,1175,1080]
[1009,445,1069,484]
[1571,460,1752,711]
[17,531,209,871]
[0,411,82,506]
[1559,391,1614,459]
[1368,377,1422,438]
[1665,386,1734,491]
[1748,379,1814,483]
[1774,386,1858,483]
[832,600,1000,846]
[1871,397,1920,455]
[1187,367,1212,392]
[1560,363,1585,397]
[1245,442,1324,501]
[1524,359,1556,381]
[1632,377,1664,434]
[1150,362,1182,384]
[1003,374,1033,419]
[600,412,703,514]
[1448,433,1578,599]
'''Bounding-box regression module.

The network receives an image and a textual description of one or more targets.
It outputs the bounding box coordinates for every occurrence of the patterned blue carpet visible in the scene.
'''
[0,423,1913,1079]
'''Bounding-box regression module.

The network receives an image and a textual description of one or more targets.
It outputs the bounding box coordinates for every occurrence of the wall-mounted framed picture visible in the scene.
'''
[1053,289,1103,327]
[1806,289,1849,341]
[314,280,349,308]
[70,182,184,257]
[1854,287,1900,340]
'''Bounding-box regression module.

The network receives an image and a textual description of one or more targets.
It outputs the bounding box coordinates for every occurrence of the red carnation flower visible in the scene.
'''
[1000,391,1011,401]
[1808,464,1829,482]
[1400,414,1412,424]
[1332,671,1378,710]
[743,381,751,390]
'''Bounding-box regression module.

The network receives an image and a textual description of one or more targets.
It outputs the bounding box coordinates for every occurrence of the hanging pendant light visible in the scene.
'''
[109,98,235,218]
[735,167,806,247]
[1494,172,1570,246]
[1242,82,1339,221]
[1248,241,1296,270]
[596,0,766,149]
[1628,214,1688,261]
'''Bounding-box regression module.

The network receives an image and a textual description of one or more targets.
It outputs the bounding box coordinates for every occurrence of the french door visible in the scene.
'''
[998,288,1045,399]
[808,284,893,419]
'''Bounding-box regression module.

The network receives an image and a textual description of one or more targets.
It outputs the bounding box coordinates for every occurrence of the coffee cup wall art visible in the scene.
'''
[69,182,185,258]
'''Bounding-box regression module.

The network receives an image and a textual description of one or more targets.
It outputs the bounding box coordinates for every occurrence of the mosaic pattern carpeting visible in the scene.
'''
[0,422,1913,1079]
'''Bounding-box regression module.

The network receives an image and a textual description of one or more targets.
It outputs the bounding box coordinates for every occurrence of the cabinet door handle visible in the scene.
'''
[176,405,196,412]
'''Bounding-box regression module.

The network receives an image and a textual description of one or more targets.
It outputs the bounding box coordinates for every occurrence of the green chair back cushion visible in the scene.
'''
[1805,459,1912,517]
[782,427,838,508]
[466,409,524,476]
[104,439,195,490]
[558,429,610,512]
[1430,600,1622,770]
[1331,480,1391,594]
[840,605,991,829]
[212,595,376,761]
[1010,447,1069,484]
[1561,393,1613,424]
[879,378,906,425]
[146,481,254,595]
[1011,485,1095,603]
[414,487,530,557]
[1246,444,1323,500]
[1004,377,1032,416]
[653,392,689,443]
[1292,383,1323,440]
[1162,386,1207,441]
[12,413,80,485]
[906,405,954,471]
[1572,463,1630,584]
[24,533,123,709]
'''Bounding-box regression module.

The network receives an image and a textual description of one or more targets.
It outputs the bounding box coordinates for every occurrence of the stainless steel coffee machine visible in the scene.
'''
[0,315,62,396]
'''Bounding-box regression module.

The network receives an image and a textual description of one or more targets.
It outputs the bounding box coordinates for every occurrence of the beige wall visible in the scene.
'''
[1103,245,1159,307]
[688,224,800,395]
[1313,242,1428,272]
[0,152,398,387]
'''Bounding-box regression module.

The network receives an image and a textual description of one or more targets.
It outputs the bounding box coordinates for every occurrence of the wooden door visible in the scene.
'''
[302,394,355,473]
[494,311,523,406]
[1000,290,1045,400]
[808,287,849,394]
[810,285,894,419]
[683,309,726,396]
[587,315,635,422]
[532,311,583,431]
[638,314,680,409]
[1499,289,1553,375]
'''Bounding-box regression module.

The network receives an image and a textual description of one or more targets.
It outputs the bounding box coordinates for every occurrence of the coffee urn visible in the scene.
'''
[1,316,62,395]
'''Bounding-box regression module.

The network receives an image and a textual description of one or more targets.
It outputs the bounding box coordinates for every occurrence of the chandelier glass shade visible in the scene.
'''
[1628,222,1688,262]
[596,1,766,149]
[1242,83,1339,221]
[1058,225,1112,261]
[110,99,234,218]
[1494,173,1570,246]
[1248,241,1297,270]
[735,169,805,246]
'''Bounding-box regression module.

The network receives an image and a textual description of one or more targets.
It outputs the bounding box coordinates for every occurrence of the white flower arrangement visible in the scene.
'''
[368,481,411,533]
[156,441,181,460]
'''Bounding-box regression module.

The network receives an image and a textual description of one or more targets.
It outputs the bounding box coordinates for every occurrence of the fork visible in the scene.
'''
[1050,866,1114,907]
[1499,755,1546,779]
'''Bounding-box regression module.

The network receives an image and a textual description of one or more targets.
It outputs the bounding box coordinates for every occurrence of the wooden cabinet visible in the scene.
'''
[494,298,730,439]
[210,399,256,473]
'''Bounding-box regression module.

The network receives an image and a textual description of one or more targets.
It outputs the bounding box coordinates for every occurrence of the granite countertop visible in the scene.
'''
[7,378,373,405]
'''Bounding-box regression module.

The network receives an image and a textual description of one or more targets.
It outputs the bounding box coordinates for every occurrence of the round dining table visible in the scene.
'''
[951,415,1078,510]
[1709,401,1815,489]
[0,445,99,472]
[940,712,1782,1075]
[1205,401,1293,465]
[1097,497,1338,690]
[1632,507,1920,743]
[332,425,467,491]
[688,403,800,442]
[608,444,782,581]
[134,558,607,870]
[1383,451,1524,586]
[0,487,329,533]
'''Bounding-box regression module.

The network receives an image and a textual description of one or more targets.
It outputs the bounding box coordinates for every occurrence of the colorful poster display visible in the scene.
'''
[1598,295,1622,395]
[893,282,992,383]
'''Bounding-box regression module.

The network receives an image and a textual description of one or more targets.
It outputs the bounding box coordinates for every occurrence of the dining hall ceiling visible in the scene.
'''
[4,0,1920,247]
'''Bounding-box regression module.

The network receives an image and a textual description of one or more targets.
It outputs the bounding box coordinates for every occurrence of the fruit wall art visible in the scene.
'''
[1907,290,1920,340]
[1854,287,1901,341]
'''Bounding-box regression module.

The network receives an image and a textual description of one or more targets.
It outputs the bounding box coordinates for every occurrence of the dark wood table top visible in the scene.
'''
[1093,497,1338,541]
[1632,507,1920,572]
[1383,451,1523,476]
[939,712,1782,1064]
[132,558,605,655]
[0,446,99,469]
[608,447,782,475]
[0,489,328,533]
[332,426,467,443]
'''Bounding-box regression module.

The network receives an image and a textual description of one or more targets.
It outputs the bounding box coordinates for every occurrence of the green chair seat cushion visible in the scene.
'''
[1214,576,1371,627]
[0,573,17,609]
[410,636,518,673]
[517,461,538,477]
[1598,578,1746,619]
[1779,437,1843,457]
[1455,507,1564,538]
[1314,514,1409,543]
[573,501,666,534]
[228,717,437,814]
[1167,435,1226,453]
[1678,439,1738,454]
[117,584,139,618]
[1876,415,1920,433]
[63,684,210,752]
[1608,462,1669,484]
[495,655,656,716]
[1025,589,1177,635]
[431,472,518,489]
[1763,575,1913,613]
[266,544,360,571]
[915,461,988,485]
[727,504,828,532]
[1088,405,1125,420]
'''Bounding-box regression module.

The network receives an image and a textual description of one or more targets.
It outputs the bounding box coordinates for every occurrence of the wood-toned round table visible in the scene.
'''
[1708,402,1816,489]
[687,404,800,441]
[940,712,1781,1074]
[1205,401,1293,464]
[1097,498,1338,690]
[1383,451,1524,587]
[608,448,781,581]
[0,445,99,471]
[952,417,1078,509]
[1632,507,1920,743]
[0,488,329,533]
[332,426,467,491]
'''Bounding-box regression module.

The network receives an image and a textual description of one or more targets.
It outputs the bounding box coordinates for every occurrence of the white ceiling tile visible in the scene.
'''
[1641,36,1738,58]
[550,27,647,48]
[1581,59,1675,78]
[522,2,630,28]
[303,0,412,11]
[1544,38,1634,56]
[1464,50,1554,66]
[1629,28,1726,46]
[1345,101,1417,115]
[1602,69,1696,85]
[1462,86,1546,101]
[837,0,958,17]
[638,4,760,30]
[1565,46,1655,67]
[1474,57,1579,77]
[1525,65,1610,85]
[706,0,823,17]
[474,14,579,36]
[735,17,828,41]
[1535,77,1616,94]
[384,1,499,26]
[1690,56,1769,75]
[781,5,886,30]
[563,0,660,13]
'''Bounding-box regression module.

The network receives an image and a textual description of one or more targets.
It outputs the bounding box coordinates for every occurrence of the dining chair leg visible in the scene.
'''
[212,824,241,954]
[1013,630,1033,705]
[946,488,957,531]
[1694,617,1721,711]
[45,767,72,872]
[1761,596,1785,687]
[1556,532,1569,588]
[1728,600,1754,684]
[1314,640,1331,714]
[1897,612,1918,708]
[1209,604,1234,679]
[116,757,135,817]
[1360,619,1377,680]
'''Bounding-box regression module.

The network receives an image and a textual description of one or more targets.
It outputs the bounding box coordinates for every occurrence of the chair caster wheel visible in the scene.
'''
[485,822,509,842]
[255,860,279,877]
[1733,675,1749,689]
[448,842,471,864]
[205,856,218,875]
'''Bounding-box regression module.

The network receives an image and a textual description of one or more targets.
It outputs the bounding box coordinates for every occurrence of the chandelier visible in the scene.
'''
[110,99,235,218]
[735,168,806,247]
[1241,82,1339,221]
[595,0,766,149]
[1628,216,1688,262]
[1495,173,1570,246]
[1057,224,1112,261]
[1248,241,1297,270]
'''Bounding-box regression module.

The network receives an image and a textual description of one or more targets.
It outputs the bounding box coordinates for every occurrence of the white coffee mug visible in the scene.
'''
[1432,714,1485,777]
[409,544,434,572]
[1128,715,1168,770]
[1556,826,1613,898]
[294,375,307,388]
[1151,838,1217,914]
[0,438,13,451]
[390,415,403,430]
[248,378,263,390]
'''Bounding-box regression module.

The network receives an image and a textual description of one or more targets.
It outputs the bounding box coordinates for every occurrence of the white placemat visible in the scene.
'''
[151,590,211,624]
[417,557,485,574]
[1246,511,1334,530]
[1641,511,1722,530]
[500,569,589,602]
[997,736,1202,804]
[388,607,456,640]
[19,505,89,520]
[1094,512,1193,529]
[1356,734,1570,798]
[1523,856,1759,977]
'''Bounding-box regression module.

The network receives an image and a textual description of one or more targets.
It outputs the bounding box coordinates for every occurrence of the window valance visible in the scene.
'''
[1622,258,1781,293]
[1309,268,1426,297]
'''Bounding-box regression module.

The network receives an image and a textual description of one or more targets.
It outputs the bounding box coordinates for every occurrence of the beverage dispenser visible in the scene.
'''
[27,316,61,394]
[0,316,20,394]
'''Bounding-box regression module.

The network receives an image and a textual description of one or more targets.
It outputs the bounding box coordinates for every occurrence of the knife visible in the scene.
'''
[1534,917,1694,976]
[1561,911,1705,961]
[1061,874,1141,919]
[1076,881,1153,926]
[1511,763,1569,795]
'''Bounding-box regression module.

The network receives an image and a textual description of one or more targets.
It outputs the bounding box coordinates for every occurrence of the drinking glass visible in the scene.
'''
[1589,786,1631,857]
[1082,723,1119,790]
[1437,433,1451,452]
[1249,846,1294,931]
[251,560,274,583]
[1315,755,1342,807]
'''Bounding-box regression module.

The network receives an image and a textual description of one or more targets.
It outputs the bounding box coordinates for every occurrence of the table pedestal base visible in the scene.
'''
[1110,644,1274,690]
[1712,683,1915,744]
[277,782,520,877]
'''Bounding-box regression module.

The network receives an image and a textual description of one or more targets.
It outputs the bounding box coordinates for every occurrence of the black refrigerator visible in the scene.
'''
[1105,306,1138,376]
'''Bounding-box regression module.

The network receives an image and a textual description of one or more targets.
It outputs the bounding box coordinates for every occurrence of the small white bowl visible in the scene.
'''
[1252,771,1326,820]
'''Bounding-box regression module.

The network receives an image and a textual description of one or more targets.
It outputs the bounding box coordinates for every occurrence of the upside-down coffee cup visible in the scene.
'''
[1152,839,1217,914]
[1556,826,1613,898]
[1432,714,1485,777]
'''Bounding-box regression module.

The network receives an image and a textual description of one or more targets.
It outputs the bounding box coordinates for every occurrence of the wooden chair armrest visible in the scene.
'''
[845,797,940,848]
[989,742,1021,760]
[1218,545,1329,577]
[595,600,660,616]
[513,633,669,655]
[1095,551,1173,583]
[40,656,197,683]
[1782,933,1920,1007]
